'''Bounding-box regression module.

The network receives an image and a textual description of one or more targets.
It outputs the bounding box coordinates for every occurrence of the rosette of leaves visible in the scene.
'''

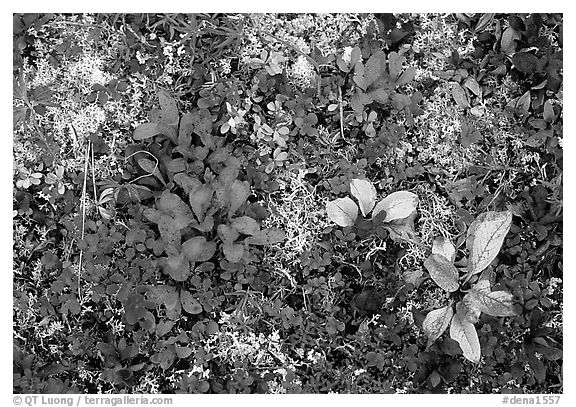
[145,158,284,283]
[422,211,517,363]
[339,48,418,119]
[132,89,214,149]
[325,178,419,242]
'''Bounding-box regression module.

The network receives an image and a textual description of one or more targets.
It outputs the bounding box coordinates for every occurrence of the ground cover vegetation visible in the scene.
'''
[13,13,563,394]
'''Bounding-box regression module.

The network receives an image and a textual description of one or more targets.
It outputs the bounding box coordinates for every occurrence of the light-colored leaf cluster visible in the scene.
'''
[326,178,419,242]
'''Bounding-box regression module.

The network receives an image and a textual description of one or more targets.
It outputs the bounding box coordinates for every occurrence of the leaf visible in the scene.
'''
[350,179,377,217]
[244,228,285,246]
[543,100,555,122]
[174,173,202,195]
[162,254,190,281]
[516,90,531,113]
[465,284,517,317]
[188,185,213,222]
[501,27,521,55]
[158,192,193,229]
[372,191,418,223]
[424,254,460,292]
[466,211,512,276]
[326,197,358,227]
[217,224,240,244]
[133,122,160,140]
[474,13,494,32]
[464,77,481,97]
[158,89,179,124]
[432,236,456,263]
[157,214,181,248]
[231,216,260,235]
[182,236,217,262]
[451,82,470,109]
[364,50,387,87]
[180,290,203,314]
[190,108,214,136]
[423,305,454,348]
[450,309,481,363]
[174,344,193,359]
[513,52,539,75]
[229,180,250,215]
[395,66,416,87]
[456,297,481,324]
[223,243,244,263]
[388,51,404,82]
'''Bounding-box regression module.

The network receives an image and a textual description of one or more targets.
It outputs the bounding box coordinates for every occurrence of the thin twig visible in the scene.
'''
[77,140,91,302]
[338,86,345,140]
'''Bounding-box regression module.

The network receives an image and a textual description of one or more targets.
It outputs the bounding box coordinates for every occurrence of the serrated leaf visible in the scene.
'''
[158,89,179,124]
[350,179,377,217]
[231,216,260,235]
[423,305,454,348]
[182,236,216,262]
[424,254,460,292]
[222,243,244,263]
[450,310,481,363]
[133,122,160,140]
[326,197,358,227]
[372,191,418,223]
[432,236,456,263]
[451,82,470,109]
[466,211,512,276]
[180,289,203,314]
[244,228,285,246]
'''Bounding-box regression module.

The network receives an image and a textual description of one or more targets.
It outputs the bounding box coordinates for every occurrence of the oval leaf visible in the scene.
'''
[432,236,456,263]
[133,122,160,140]
[223,243,244,263]
[158,89,179,124]
[350,179,377,217]
[512,52,539,74]
[466,211,512,276]
[424,254,460,292]
[182,236,217,262]
[231,216,260,235]
[180,290,203,315]
[450,310,481,363]
[423,305,454,348]
[372,191,418,223]
[364,50,387,87]
[162,254,190,282]
[451,82,470,109]
[229,180,250,215]
[326,197,358,227]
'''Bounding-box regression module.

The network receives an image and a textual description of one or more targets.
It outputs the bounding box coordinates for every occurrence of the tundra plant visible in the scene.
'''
[422,210,516,363]
[325,178,419,241]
